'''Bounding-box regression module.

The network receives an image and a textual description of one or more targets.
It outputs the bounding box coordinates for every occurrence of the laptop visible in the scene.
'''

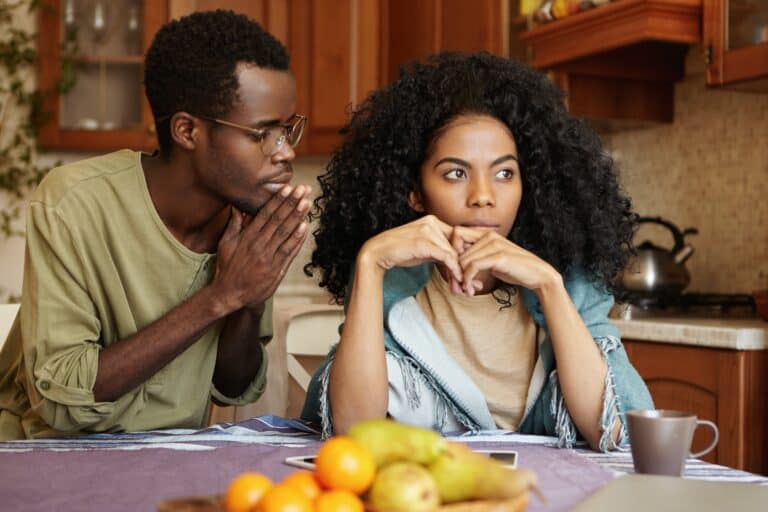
[572,474,768,512]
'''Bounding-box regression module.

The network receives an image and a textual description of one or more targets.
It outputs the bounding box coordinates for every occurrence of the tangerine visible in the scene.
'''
[223,472,273,512]
[256,484,314,512]
[315,490,365,512]
[314,436,375,494]
[282,470,322,501]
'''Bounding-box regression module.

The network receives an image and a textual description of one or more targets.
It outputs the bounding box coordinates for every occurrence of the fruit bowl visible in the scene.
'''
[156,494,529,512]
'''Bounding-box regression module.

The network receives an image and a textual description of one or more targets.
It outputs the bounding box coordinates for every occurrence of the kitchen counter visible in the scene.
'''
[613,317,768,350]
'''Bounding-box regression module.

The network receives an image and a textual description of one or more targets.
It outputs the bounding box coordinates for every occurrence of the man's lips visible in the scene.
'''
[262,171,294,192]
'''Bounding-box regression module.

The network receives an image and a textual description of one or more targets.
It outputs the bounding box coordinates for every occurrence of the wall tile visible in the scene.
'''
[605,52,768,294]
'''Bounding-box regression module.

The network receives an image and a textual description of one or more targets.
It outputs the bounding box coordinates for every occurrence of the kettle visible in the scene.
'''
[621,216,698,297]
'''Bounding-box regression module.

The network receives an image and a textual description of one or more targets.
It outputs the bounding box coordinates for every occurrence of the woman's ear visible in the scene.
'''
[408,190,425,212]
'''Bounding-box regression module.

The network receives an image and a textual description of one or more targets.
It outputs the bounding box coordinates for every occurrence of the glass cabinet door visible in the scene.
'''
[727,0,768,50]
[38,0,167,151]
[704,0,768,90]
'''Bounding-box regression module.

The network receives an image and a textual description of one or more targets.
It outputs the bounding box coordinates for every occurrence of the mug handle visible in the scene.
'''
[690,419,719,458]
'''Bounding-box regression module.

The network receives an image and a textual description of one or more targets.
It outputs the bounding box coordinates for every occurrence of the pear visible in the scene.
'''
[367,462,440,512]
[428,442,537,503]
[347,419,447,468]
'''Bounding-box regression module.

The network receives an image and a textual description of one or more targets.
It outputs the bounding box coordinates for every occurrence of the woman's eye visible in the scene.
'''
[496,168,515,180]
[444,168,467,180]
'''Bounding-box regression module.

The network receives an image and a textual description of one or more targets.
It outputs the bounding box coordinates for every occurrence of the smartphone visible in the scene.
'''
[475,449,519,468]
[284,455,317,470]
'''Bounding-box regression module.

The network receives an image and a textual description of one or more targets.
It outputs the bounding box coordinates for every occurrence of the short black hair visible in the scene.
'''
[306,52,636,302]
[144,10,290,157]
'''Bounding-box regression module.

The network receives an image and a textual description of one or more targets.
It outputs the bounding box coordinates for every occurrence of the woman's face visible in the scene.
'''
[410,114,522,237]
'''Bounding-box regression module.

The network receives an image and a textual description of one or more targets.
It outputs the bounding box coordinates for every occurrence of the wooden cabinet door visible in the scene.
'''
[382,0,507,84]
[703,0,768,90]
[288,0,381,154]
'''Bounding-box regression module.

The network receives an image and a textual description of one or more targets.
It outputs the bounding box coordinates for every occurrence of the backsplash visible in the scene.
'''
[604,50,768,295]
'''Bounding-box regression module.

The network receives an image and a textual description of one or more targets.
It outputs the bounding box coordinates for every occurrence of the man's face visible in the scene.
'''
[199,64,298,215]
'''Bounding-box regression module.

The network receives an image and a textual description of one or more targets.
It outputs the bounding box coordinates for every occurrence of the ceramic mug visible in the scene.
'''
[626,409,719,476]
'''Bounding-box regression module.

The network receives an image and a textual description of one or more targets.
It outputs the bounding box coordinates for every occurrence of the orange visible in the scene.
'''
[282,470,322,501]
[256,484,314,512]
[314,436,375,494]
[315,490,365,512]
[223,472,273,512]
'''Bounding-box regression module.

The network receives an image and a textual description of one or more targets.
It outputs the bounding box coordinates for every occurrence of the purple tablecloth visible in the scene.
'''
[0,416,763,511]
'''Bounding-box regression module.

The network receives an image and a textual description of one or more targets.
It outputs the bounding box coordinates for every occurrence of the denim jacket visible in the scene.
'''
[301,264,653,451]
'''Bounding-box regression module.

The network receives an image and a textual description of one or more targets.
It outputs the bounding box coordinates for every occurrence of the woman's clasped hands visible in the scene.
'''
[360,214,558,297]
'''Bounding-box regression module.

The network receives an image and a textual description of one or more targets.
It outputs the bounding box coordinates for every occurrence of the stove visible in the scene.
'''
[611,293,758,320]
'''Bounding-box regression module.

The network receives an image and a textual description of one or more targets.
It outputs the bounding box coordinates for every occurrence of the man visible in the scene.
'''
[0,10,310,439]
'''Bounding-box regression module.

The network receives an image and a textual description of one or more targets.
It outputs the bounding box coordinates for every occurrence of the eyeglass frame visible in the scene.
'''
[155,112,307,156]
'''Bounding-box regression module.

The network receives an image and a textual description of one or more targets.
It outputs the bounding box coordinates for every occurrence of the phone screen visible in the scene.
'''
[477,450,518,468]
[284,455,317,470]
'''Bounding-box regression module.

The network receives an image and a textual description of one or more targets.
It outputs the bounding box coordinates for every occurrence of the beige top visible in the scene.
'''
[0,150,271,440]
[414,268,536,430]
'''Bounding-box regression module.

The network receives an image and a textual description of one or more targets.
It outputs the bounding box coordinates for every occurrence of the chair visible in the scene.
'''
[279,304,344,418]
[0,303,20,351]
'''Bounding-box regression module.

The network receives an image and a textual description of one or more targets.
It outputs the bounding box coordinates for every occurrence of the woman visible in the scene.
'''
[301,52,652,451]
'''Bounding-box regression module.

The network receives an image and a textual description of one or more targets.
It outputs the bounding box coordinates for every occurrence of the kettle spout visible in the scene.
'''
[674,244,694,265]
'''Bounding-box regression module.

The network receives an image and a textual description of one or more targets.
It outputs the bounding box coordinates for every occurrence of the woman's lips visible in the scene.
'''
[461,223,500,230]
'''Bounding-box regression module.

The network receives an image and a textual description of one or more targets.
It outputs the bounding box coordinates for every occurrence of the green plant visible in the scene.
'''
[0,0,78,238]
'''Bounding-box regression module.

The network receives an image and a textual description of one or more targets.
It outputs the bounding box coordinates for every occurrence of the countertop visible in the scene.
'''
[613,316,768,350]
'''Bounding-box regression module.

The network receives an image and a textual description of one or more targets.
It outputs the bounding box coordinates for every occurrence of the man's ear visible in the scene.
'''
[170,112,199,151]
[408,189,425,212]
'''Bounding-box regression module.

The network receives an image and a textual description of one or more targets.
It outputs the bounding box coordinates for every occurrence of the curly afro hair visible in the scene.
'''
[144,10,289,157]
[306,52,636,303]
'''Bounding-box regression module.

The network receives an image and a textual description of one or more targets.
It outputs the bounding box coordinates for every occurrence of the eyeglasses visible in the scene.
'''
[155,113,307,156]
[198,114,307,156]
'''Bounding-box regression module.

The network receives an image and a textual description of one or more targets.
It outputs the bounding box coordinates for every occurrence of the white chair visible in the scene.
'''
[0,303,20,351]
[278,304,343,418]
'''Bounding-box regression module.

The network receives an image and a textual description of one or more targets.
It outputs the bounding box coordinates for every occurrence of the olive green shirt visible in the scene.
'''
[0,150,271,440]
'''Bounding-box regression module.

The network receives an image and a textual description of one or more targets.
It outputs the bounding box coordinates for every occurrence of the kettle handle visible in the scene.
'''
[636,216,698,254]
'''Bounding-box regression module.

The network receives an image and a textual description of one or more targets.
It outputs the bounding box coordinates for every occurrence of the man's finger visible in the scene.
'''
[266,222,309,295]
[220,208,243,246]
[263,194,311,253]
[247,184,296,234]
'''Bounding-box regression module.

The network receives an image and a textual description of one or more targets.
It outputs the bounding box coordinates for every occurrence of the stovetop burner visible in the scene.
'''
[612,293,758,320]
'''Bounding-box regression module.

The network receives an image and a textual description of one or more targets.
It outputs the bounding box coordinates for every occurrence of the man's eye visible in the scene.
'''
[496,169,515,180]
[444,169,467,180]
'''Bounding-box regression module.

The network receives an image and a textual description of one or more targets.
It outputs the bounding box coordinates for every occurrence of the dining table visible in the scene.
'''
[1,416,766,511]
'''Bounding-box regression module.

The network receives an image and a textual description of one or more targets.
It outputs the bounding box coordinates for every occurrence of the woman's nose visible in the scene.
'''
[468,178,495,207]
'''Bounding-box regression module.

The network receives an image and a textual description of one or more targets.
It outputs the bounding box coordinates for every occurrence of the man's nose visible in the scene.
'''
[468,178,495,207]
[272,137,296,162]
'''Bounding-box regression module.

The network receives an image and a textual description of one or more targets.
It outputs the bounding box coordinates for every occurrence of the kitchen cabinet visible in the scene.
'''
[382,0,508,84]
[38,0,517,153]
[624,339,768,475]
[703,0,768,91]
[38,0,167,151]
[519,0,703,126]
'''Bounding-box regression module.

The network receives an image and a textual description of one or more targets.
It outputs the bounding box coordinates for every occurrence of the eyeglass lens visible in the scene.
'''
[263,116,306,155]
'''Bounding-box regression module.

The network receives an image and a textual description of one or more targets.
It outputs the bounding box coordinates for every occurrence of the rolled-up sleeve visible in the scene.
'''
[210,342,268,406]
[22,202,116,433]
